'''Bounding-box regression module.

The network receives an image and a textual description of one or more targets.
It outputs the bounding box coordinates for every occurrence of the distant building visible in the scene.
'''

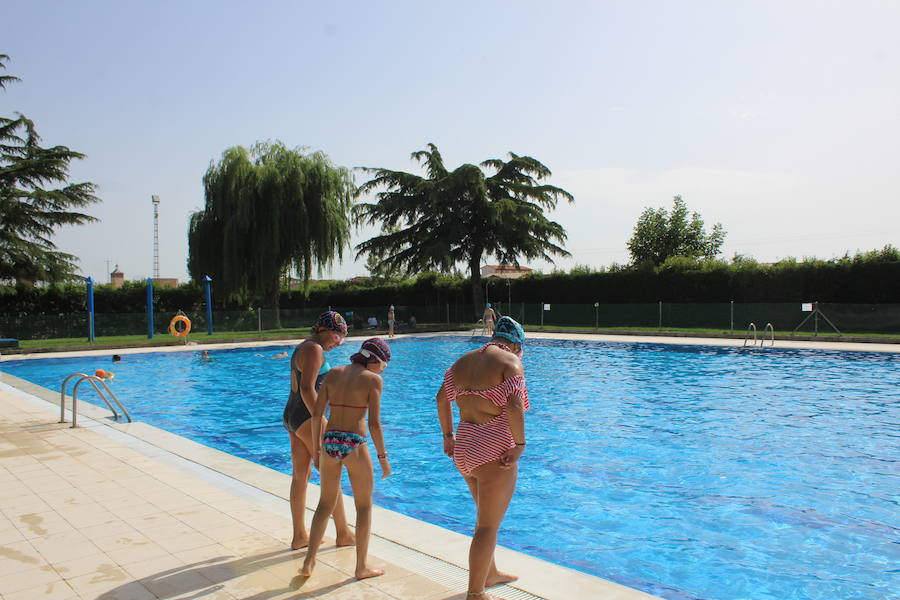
[480,265,533,279]
[154,278,179,289]
[111,265,124,289]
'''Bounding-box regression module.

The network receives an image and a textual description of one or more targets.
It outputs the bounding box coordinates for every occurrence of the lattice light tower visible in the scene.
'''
[151,195,160,279]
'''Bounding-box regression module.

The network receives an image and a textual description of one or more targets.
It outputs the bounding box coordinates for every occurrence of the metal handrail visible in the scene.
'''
[743,322,758,347]
[763,323,775,347]
[60,372,132,428]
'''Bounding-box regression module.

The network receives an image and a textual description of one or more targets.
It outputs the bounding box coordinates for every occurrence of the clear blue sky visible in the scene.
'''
[4,0,899,282]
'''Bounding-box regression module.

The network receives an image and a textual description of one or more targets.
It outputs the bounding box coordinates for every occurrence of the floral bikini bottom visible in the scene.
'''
[322,430,367,461]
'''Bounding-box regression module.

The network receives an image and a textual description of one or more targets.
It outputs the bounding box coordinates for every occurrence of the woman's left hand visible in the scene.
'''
[498,445,524,469]
[442,437,454,458]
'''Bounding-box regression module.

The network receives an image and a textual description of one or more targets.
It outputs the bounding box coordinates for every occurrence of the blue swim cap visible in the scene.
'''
[494,316,525,345]
[485,303,492,308]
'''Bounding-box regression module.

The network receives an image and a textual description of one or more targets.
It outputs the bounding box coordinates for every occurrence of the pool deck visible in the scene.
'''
[1,332,897,600]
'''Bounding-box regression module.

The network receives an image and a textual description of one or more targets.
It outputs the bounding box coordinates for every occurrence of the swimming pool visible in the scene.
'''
[2,336,898,600]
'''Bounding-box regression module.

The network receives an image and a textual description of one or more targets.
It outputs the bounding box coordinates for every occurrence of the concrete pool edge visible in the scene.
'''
[0,368,659,600]
[4,329,900,361]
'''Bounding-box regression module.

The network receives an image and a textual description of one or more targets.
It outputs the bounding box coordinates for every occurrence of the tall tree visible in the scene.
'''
[188,141,354,311]
[0,54,100,284]
[355,144,573,312]
[627,195,725,266]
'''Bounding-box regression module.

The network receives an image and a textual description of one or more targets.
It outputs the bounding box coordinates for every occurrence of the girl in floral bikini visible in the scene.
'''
[437,316,529,600]
[301,338,392,580]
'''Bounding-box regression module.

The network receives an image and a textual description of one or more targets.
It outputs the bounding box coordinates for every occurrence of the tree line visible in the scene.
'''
[3,247,898,316]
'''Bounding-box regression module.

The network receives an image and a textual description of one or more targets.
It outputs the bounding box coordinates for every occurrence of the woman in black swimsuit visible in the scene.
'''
[283,311,355,550]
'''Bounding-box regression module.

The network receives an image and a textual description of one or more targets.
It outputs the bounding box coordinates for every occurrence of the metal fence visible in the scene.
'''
[2,302,899,341]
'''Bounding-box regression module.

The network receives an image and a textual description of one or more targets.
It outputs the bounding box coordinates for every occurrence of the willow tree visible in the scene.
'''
[355,144,573,312]
[0,54,99,283]
[188,141,354,311]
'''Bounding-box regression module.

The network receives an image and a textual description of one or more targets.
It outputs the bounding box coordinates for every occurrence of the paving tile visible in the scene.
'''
[22,475,77,494]
[3,579,78,600]
[119,553,187,580]
[67,573,156,600]
[52,554,120,579]
[90,531,171,563]
[0,524,26,544]
[14,511,76,539]
[218,569,294,599]
[0,564,63,594]
[155,531,217,554]
[29,529,104,564]
[0,493,52,516]
[0,539,46,576]
[59,502,121,529]
[164,585,238,599]
[172,543,236,567]
[218,532,281,555]
[140,569,215,599]
[77,518,139,542]
[367,572,455,599]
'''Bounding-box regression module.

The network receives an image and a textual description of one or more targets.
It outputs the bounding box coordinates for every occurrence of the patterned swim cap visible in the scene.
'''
[494,316,525,345]
[350,337,391,365]
[312,310,347,336]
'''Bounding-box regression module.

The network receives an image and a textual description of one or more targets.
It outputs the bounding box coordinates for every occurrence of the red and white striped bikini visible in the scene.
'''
[442,343,530,475]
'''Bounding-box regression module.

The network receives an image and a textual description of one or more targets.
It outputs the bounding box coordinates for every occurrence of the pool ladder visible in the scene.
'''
[59,373,132,428]
[743,322,775,348]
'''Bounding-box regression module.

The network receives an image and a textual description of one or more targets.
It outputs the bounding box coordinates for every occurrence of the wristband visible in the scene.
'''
[377,453,387,459]
[443,432,454,439]
[515,442,526,446]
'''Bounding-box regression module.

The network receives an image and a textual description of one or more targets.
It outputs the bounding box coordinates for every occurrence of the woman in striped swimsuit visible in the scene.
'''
[437,316,529,600]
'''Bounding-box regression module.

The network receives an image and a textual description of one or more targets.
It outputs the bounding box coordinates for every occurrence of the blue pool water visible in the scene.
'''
[2,337,899,600]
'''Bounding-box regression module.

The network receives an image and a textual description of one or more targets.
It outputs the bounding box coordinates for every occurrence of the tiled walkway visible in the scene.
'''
[0,390,469,600]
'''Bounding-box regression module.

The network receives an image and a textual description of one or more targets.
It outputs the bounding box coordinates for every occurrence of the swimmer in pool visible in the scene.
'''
[301,337,392,581]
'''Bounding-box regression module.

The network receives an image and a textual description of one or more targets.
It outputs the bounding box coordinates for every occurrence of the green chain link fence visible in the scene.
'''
[2,302,899,341]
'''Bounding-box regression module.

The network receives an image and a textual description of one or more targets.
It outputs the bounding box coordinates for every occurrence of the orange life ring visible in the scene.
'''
[168,315,191,338]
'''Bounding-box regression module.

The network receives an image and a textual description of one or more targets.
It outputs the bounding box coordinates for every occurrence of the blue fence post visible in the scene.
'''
[203,275,214,334]
[146,278,154,339]
[85,276,95,342]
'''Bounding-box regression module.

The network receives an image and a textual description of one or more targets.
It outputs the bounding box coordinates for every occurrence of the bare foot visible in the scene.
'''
[299,558,315,576]
[290,534,309,550]
[355,566,385,580]
[467,593,506,600]
[335,529,356,547]
[485,569,518,587]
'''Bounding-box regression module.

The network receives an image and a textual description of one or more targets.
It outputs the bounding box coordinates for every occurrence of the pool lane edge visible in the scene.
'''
[0,369,660,600]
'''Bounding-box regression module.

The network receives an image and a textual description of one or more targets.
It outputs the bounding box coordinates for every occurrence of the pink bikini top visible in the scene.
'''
[441,344,530,410]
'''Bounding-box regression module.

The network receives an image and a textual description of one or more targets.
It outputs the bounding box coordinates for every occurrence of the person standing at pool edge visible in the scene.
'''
[387,305,395,338]
[482,303,497,335]
[437,316,528,600]
[282,311,355,550]
[301,337,392,580]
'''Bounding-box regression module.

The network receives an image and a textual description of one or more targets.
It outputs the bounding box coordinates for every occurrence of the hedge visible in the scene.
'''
[2,253,899,316]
